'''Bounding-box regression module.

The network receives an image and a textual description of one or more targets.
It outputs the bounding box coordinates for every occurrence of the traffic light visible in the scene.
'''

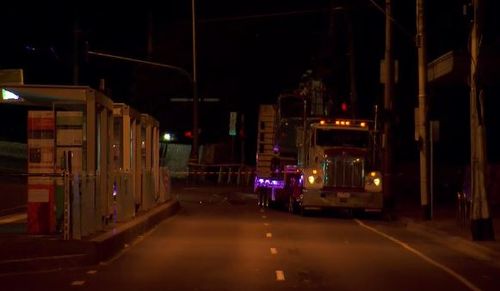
[341,102,348,112]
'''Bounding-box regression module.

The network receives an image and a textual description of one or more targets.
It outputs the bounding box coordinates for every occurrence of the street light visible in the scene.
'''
[86,49,199,162]
[191,0,199,164]
[87,0,200,164]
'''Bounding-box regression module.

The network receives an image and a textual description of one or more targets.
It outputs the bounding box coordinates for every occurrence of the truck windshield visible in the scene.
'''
[316,129,369,148]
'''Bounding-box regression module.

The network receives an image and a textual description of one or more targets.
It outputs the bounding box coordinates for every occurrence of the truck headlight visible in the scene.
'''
[303,168,324,189]
[365,171,382,192]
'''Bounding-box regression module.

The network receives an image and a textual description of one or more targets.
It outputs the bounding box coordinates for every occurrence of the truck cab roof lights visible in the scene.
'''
[325,120,369,128]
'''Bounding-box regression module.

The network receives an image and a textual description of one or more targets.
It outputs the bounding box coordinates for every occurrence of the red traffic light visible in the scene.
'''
[341,102,348,112]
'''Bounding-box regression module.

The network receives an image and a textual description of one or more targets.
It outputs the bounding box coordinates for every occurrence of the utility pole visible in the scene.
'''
[347,9,358,118]
[73,14,80,85]
[416,0,430,220]
[469,0,494,240]
[147,10,153,59]
[191,0,200,163]
[382,0,394,207]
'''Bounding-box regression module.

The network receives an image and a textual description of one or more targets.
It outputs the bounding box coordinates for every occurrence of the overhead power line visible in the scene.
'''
[198,9,327,23]
[367,0,414,40]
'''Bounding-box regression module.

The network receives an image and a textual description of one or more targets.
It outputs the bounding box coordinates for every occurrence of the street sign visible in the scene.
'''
[229,112,237,136]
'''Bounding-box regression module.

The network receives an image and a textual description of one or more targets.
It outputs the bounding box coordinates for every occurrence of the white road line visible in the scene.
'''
[71,280,85,286]
[264,223,270,226]
[266,232,272,238]
[275,270,285,281]
[270,248,278,255]
[260,209,265,213]
[355,219,481,291]
[262,215,267,219]
[0,213,26,224]
[86,270,97,275]
[100,225,158,266]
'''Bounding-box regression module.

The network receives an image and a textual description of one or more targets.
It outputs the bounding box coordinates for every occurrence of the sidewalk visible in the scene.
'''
[0,199,180,275]
[393,198,500,266]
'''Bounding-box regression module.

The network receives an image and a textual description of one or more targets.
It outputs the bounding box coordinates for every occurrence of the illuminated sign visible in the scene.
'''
[1,89,21,101]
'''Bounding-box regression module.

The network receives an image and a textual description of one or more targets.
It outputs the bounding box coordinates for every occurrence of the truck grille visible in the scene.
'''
[324,155,364,188]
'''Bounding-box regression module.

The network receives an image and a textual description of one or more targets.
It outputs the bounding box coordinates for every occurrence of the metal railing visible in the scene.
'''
[0,168,171,239]
[185,164,255,186]
[456,191,471,227]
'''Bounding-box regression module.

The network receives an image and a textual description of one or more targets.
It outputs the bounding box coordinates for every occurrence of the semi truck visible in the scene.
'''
[254,92,383,214]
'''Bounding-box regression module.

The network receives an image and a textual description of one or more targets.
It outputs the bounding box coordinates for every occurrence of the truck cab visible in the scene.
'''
[255,91,384,214]
[297,119,383,213]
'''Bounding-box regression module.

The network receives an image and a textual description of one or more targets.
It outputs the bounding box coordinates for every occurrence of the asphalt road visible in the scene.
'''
[0,186,498,291]
[0,174,26,216]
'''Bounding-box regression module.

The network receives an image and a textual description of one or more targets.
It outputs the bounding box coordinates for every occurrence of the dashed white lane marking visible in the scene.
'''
[86,270,97,275]
[262,215,267,219]
[355,219,481,291]
[71,280,85,286]
[260,209,265,213]
[266,232,272,238]
[264,223,270,226]
[270,248,278,255]
[275,270,285,281]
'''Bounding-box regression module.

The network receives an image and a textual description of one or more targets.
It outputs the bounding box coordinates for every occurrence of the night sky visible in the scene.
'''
[1,0,499,165]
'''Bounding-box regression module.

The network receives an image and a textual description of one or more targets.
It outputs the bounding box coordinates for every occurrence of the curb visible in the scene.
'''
[0,200,180,275]
[91,199,181,263]
[401,216,500,266]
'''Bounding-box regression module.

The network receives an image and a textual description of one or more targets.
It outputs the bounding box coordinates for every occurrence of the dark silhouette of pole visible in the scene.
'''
[191,0,199,163]
[383,0,394,208]
[416,0,430,220]
[73,15,80,85]
[147,10,153,60]
[469,0,494,240]
[346,10,358,118]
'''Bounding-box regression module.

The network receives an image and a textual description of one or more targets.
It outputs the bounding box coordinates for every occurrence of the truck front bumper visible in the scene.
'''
[301,189,383,211]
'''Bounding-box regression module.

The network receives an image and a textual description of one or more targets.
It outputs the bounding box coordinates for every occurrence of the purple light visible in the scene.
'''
[112,182,118,198]
[254,177,286,190]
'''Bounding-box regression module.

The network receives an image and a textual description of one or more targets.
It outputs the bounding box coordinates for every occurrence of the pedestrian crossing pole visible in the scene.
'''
[469,0,494,241]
